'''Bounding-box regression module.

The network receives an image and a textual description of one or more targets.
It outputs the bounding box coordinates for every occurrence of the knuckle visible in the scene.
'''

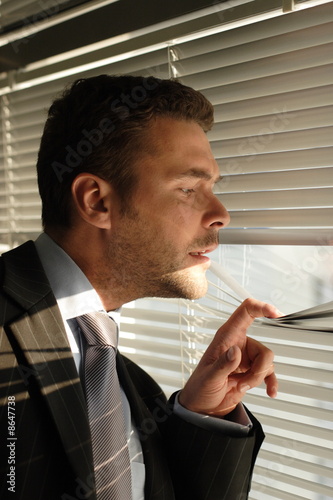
[242,297,256,307]
[267,348,275,362]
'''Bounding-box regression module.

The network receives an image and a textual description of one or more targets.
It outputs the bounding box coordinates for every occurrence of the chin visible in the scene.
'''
[188,267,209,296]
[164,269,208,300]
[185,282,208,300]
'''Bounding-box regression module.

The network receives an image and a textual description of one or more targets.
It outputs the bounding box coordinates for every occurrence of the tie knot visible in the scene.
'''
[76,311,118,348]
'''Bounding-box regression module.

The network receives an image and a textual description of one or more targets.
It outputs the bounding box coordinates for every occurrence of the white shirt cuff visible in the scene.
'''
[173,393,252,436]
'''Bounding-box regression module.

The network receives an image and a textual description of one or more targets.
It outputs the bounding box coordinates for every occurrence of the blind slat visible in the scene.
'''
[219,167,333,192]
[248,412,332,447]
[252,467,332,498]
[201,64,333,103]
[258,449,333,484]
[171,3,333,58]
[173,23,333,76]
[212,105,333,140]
[218,228,333,245]
[211,126,333,157]
[247,395,333,423]
[213,85,333,120]
[223,207,333,228]
[265,432,333,462]
[219,187,333,210]
[180,43,333,87]
[217,147,333,173]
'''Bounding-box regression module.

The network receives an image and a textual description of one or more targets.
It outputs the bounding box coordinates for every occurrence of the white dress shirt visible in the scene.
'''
[35,233,251,500]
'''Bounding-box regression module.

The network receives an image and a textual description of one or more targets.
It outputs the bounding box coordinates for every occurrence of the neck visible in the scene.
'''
[45,228,135,311]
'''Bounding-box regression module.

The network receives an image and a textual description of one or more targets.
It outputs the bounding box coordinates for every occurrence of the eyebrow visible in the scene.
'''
[176,168,223,184]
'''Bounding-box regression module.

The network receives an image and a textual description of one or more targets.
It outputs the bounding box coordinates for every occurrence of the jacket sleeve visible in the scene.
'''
[121,355,264,500]
[163,392,264,500]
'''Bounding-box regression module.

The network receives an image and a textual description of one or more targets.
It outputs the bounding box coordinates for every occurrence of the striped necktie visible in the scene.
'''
[77,312,132,500]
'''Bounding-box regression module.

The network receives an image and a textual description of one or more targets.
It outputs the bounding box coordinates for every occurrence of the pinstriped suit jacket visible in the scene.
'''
[0,241,264,500]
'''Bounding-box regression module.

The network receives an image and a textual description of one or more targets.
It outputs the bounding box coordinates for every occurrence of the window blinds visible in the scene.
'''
[199,251,333,500]
[0,1,332,246]
[0,0,73,32]
[0,83,59,247]
[120,246,333,500]
[0,49,170,247]
[169,2,333,245]
[0,2,332,499]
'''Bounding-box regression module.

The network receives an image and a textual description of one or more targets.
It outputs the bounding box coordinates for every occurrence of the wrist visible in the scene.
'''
[178,391,238,418]
[205,404,238,418]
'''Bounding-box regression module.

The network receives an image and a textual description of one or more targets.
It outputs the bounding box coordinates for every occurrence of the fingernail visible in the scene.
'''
[227,346,236,362]
[239,384,251,393]
[271,387,278,398]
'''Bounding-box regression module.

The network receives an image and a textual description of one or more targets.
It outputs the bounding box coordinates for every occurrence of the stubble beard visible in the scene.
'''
[156,264,209,300]
[103,238,209,303]
[97,207,216,304]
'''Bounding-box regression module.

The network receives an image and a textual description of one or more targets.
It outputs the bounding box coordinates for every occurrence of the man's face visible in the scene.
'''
[107,117,230,303]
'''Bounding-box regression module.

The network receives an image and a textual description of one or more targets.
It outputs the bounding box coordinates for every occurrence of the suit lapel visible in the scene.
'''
[2,242,94,492]
[117,354,175,500]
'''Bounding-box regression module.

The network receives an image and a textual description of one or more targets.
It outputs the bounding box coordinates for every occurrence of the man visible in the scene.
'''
[0,75,279,500]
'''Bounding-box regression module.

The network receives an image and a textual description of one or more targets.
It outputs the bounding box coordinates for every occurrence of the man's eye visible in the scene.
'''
[181,188,195,195]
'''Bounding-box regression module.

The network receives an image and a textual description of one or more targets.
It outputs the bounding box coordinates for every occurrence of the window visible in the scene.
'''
[0,1,332,498]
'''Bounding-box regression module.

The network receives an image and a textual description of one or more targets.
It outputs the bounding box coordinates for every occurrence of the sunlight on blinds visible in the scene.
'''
[0,2,332,498]
[169,2,333,244]
[120,245,333,500]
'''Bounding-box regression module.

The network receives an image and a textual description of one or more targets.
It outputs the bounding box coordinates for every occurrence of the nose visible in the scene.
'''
[203,194,230,229]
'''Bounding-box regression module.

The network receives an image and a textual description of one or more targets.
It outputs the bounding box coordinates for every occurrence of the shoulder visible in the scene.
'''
[0,241,51,324]
[0,241,41,282]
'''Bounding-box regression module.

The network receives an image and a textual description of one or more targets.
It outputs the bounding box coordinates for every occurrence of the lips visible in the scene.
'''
[189,244,218,257]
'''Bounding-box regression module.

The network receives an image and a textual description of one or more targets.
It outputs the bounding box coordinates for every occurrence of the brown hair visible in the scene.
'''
[36,75,214,229]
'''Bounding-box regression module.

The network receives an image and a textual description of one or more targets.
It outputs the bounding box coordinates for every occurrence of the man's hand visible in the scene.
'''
[178,298,281,417]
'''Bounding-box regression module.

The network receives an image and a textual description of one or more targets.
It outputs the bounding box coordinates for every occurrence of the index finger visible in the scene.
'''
[216,298,282,342]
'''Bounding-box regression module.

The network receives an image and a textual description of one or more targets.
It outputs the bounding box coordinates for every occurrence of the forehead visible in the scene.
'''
[138,117,219,180]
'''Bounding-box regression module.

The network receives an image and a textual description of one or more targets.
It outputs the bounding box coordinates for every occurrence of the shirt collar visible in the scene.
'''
[34,233,121,325]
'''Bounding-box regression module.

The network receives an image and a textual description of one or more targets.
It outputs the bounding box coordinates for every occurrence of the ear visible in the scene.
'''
[71,173,113,229]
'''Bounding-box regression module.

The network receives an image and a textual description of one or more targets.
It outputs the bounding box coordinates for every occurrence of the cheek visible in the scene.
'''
[172,198,205,231]
[138,192,203,240]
